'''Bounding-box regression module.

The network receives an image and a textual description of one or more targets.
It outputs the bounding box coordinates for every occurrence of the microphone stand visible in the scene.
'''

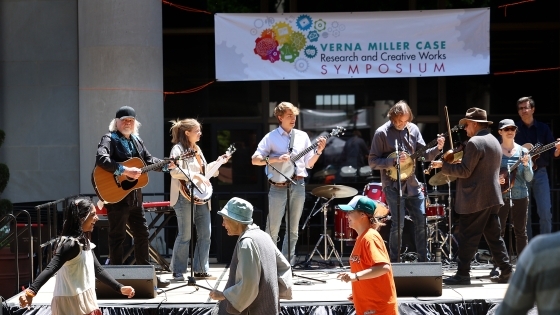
[265,159,325,283]
[265,158,297,268]
[395,140,402,263]
[163,157,211,292]
[419,157,437,262]
[506,164,515,258]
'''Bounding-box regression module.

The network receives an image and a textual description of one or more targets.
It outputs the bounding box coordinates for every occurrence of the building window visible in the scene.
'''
[316,94,355,110]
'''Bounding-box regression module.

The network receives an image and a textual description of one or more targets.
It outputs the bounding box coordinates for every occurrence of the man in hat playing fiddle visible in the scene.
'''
[431,107,513,285]
[210,197,293,314]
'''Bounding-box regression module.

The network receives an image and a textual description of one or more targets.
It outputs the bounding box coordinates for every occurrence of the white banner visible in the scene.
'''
[215,8,489,81]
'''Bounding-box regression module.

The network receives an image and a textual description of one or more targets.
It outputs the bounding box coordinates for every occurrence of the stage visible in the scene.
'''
[3,257,513,315]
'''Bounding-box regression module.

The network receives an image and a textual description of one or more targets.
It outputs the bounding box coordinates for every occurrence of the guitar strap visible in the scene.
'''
[194,147,206,175]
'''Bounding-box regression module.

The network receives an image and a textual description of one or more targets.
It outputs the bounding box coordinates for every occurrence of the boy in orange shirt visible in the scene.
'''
[337,196,398,315]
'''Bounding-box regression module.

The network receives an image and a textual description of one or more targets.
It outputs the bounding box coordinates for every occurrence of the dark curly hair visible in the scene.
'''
[56,196,94,251]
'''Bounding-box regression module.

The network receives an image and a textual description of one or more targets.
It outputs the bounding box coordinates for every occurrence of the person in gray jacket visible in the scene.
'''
[431,107,513,285]
[209,197,293,314]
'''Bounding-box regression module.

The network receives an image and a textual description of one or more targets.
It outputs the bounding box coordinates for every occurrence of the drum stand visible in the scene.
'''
[303,196,344,268]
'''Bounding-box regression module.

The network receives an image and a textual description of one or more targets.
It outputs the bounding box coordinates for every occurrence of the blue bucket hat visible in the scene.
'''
[218,197,253,224]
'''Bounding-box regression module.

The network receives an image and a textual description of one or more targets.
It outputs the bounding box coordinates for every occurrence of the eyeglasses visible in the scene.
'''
[501,127,517,132]
[518,106,532,111]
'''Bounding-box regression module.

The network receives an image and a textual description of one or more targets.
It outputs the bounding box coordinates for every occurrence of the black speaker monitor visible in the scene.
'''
[96,265,157,299]
[392,262,442,297]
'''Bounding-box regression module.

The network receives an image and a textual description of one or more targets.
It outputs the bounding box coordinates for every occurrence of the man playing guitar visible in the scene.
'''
[251,102,326,263]
[514,96,560,237]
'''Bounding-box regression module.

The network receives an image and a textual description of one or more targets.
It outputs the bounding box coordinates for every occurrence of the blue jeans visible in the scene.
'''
[384,186,427,262]
[170,194,211,273]
[526,168,552,238]
[266,179,306,260]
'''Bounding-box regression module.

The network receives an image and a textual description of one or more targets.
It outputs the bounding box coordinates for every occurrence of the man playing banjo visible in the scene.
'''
[252,102,326,264]
[369,100,444,263]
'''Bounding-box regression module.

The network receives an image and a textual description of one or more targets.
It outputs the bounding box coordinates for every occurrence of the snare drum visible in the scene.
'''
[334,206,358,241]
[363,182,386,204]
[426,204,445,220]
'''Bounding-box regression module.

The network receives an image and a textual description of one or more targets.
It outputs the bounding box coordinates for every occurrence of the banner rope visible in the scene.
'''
[497,0,536,16]
[162,0,212,14]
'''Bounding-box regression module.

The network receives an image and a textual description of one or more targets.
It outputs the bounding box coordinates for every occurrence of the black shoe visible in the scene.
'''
[489,266,499,277]
[443,274,471,285]
[157,276,170,288]
[194,272,212,278]
[490,270,512,283]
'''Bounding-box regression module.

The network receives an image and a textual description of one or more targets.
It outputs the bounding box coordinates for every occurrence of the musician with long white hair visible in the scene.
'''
[95,106,174,288]
[251,102,326,263]
[169,118,230,281]
[369,100,444,263]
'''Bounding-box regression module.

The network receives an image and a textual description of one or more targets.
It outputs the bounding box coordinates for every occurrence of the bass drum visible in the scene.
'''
[334,206,357,241]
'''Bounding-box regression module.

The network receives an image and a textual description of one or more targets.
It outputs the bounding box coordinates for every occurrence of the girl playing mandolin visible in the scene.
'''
[168,119,230,281]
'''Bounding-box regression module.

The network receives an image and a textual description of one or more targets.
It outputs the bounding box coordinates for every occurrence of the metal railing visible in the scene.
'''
[0,210,34,293]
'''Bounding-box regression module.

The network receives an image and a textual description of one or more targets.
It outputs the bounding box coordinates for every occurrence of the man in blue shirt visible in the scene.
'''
[514,97,560,237]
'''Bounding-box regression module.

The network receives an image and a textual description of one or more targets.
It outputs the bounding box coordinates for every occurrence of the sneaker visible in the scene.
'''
[443,273,471,285]
[173,272,185,281]
[156,276,170,288]
[194,272,212,278]
[490,270,512,284]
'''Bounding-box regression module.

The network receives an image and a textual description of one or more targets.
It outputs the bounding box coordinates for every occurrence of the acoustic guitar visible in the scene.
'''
[92,150,195,204]
[523,139,560,171]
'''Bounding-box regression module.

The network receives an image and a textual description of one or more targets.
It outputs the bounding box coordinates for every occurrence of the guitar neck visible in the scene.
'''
[204,156,227,179]
[410,137,439,161]
[534,140,560,156]
[141,160,169,174]
[290,134,333,162]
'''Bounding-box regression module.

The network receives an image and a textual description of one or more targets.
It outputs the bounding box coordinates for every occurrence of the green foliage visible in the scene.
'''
[0,164,9,194]
[0,129,4,148]
[0,199,12,218]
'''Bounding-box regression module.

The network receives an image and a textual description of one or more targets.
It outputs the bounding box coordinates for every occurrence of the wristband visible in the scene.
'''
[25,289,36,298]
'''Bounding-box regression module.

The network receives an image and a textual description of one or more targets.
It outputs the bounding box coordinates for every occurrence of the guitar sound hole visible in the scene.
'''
[120,179,138,191]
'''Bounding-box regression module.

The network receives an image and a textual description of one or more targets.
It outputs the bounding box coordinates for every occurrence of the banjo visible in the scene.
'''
[385,124,461,181]
[266,127,345,184]
[180,144,236,205]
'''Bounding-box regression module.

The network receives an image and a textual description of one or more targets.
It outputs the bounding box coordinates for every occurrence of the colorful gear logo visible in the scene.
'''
[267,49,280,63]
[307,30,319,43]
[314,19,326,31]
[304,45,318,59]
[272,22,293,45]
[254,37,279,60]
[289,32,306,51]
[261,29,275,39]
[296,14,313,31]
[279,43,299,63]
[294,58,309,72]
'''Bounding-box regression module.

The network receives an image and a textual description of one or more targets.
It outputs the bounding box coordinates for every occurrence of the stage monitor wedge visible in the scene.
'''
[392,262,442,297]
[96,265,157,299]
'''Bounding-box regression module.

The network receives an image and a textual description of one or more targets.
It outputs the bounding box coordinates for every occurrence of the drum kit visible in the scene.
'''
[302,169,457,265]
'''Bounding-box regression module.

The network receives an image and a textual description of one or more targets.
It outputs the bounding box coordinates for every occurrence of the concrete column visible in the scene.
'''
[0,0,79,202]
[78,0,165,197]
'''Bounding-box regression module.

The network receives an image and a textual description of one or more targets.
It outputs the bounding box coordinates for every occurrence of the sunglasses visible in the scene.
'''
[501,127,517,132]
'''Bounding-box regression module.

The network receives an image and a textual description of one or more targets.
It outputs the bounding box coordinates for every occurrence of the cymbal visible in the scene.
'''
[427,190,448,197]
[429,172,457,187]
[312,185,358,199]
